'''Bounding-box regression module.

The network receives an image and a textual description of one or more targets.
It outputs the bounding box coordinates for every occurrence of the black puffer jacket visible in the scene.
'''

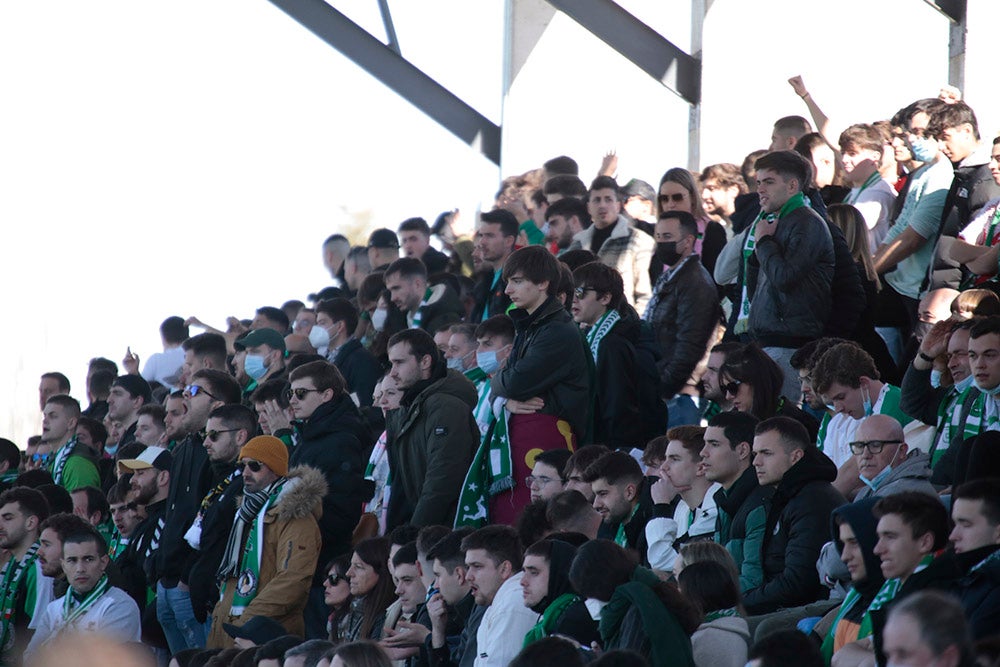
[743,447,846,614]
[646,255,721,398]
[291,394,371,583]
[157,433,212,587]
[956,543,1000,641]
[332,338,383,408]
[188,462,244,623]
[592,307,645,449]
[492,296,591,441]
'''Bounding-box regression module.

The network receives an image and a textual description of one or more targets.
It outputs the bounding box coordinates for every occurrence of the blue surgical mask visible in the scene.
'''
[975,377,1000,396]
[930,369,943,389]
[909,136,938,163]
[244,354,268,381]
[446,357,465,372]
[477,350,500,375]
[862,385,873,417]
[860,464,894,492]
[954,374,975,393]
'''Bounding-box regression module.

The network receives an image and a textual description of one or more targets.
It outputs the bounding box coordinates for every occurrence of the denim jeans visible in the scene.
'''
[666,394,700,428]
[157,582,208,654]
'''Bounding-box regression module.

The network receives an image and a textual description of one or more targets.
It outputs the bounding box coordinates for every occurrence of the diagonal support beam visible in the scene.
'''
[268,0,501,165]
[544,0,701,105]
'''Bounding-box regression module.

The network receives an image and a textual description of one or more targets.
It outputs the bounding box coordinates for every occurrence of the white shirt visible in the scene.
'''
[141,346,185,388]
[849,177,897,249]
[474,572,537,667]
[820,412,862,468]
[25,586,140,661]
[645,482,723,572]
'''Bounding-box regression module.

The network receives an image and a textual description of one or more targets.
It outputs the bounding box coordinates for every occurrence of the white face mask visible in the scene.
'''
[372,308,388,332]
[308,325,330,350]
[584,598,607,621]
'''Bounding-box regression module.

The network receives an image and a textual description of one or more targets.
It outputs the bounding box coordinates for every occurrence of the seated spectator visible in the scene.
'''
[379,543,429,661]
[583,452,651,554]
[25,526,140,660]
[674,540,741,579]
[678,560,750,667]
[323,641,393,667]
[562,445,610,503]
[526,449,571,503]
[700,411,771,591]
[746,628,823,667]
[950,479,1000,640]
[718,344,819,440]
[646,426,720,574]
[743,417,845,615]
[343,538,395,643]
[510,636,585,667]
[882,591,973,667]
[545,490,602,541]
[256,635,303,667]
[425,528,479,667]
[321,556,353,643]
[568,539,700,665]
[851,414,935,500]
[521,538,598,648]
[285,639,335,667]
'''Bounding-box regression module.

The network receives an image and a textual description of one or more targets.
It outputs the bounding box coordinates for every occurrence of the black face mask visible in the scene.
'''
[656,241,681,266]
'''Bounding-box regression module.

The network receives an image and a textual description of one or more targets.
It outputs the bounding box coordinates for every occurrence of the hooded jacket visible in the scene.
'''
[955,543,1000,640]
[291,393,371,584]
[332,338,383,408]
[691,615,750,667]
[714,465,773,591]
[157,432,213,587]
[386,366,480,528]
[743,447,846,614]
[208,465,327,648]
[854,450,936,502]
[591,305,647,449]
[525,540,599,648]
[492,296,592,441]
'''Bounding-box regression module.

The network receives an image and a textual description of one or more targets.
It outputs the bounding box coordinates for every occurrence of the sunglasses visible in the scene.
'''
[206,429,240,442]
[848,440,901,455]
[29,453,53,463]
[658,192,687,204]
[573,287,597,300]
[285,387,321,401]
[240,460,264,473]
[327,572,346,586]
[185,384,218,400]
[721,380,743,397]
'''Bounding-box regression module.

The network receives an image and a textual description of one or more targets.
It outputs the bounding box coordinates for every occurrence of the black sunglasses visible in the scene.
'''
[185,384,218,400]
[285,387,321,401]
[240,460,263,473]
[327,572,346,586]
[658,193,686,204]
[206,429,240,442]
[721,380,742,397]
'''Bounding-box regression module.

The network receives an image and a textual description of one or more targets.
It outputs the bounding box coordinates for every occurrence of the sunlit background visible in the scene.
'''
[2,0,979,445]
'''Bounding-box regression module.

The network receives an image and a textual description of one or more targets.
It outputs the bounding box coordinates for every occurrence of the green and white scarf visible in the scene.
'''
[455,402,511,528]
[614,504,640,548]
[223,479,285,617]
[734,192,807,334]
[860,552,936,637]
[820,586,864,663]
[409,287,434,330]
[48,435,79,486]
[704,607,741,622]
[61,574,110,627]
[464,369,493,437]
[585,310,621,362]
[846,171,883,205]
[0,542,40,653]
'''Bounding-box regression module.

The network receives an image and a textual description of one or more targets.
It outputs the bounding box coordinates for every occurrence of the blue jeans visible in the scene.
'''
[666,394,700,428]
[157,582,208,654]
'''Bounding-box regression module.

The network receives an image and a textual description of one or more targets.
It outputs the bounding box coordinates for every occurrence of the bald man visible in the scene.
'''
[852,414,935,501]
[915,288,960,340]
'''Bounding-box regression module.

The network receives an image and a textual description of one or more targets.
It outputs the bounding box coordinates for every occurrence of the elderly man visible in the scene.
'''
[851,414,935,500]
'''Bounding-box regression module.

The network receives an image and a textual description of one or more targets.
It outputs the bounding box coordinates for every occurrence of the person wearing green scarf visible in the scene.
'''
[568,540,699,665]
[24,528,140,660]
[521,539,597,648]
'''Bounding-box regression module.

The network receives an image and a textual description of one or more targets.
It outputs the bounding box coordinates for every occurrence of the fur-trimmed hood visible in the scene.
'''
[269,465,327,522]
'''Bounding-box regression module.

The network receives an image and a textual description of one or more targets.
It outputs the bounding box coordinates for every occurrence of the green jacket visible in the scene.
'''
[386,367,480,528]
[714,466,772,591]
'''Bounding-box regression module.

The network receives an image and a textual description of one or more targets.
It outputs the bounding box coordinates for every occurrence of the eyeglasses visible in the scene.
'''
[721,380,743,397]
[286,387,321,401]
[525,475,560,489]
[240,460,264,473]
[658,193,687,204]
[206,429,240,442]
[327,572,346,586]
[184,384,218,400]
[848,440,902,455]
[573,287,597,300]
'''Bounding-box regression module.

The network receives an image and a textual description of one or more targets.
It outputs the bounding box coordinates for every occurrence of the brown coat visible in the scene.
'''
[208,465,326,648]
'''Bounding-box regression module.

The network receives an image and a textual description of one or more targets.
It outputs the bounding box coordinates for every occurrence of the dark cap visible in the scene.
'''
[111,375,152,404]
[367,228,399,249]
[307,286,349,303]
[620,178,656,203]
[234,328,286,353]
[222,615,289,645]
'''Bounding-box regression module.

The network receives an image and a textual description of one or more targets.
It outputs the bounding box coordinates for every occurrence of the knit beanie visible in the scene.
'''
[239,436,289,477]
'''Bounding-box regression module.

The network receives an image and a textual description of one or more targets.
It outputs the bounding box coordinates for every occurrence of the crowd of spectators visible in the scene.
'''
[4,77,1000,667]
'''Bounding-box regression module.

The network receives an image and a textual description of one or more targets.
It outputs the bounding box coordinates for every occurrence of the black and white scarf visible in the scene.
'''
[216,480,281,582]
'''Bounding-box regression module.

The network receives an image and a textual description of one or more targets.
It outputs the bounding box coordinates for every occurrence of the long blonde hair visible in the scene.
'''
[827,204,880,290]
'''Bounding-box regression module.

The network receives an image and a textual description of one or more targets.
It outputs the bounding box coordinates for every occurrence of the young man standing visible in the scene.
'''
[700,411,770,590]
[0,488,53,658]
[41,395,100,492]
[645,426,720,574]
[25,528,140,658]
[385,257,464,336]
[106,375,153,451]
[567,176,654,311]
[470,209,518,323]
[463,246,589,526]
[744,417,845,614]
[839,123,898,249]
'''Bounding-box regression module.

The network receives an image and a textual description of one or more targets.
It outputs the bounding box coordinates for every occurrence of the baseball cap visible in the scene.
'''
[234,328,286,353]
[117,446,172,474]
[367,228,399,249]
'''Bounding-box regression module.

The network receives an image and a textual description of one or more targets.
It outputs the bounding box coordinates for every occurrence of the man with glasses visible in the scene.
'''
[188,405,254,632]
[287,360,369,638]
[566,176,654,311]
[157,370,241,654]
[208,436,324,647]
[643,209,721,428]
[850,415,934,501]
[525,449,570,504]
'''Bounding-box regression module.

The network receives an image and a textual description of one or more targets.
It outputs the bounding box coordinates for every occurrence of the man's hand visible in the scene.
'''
[788,75,809,98]
[599,150,618,177]
[498,194,529,224]
[122,347,140,375]
[262,399,293,433]
[755,216,778,241]
[381,620,430,648]
[650,475,679,505]
[919,320,951,359]
[185,316,205,328]
[427,593,449,648]
[507,397,544,414]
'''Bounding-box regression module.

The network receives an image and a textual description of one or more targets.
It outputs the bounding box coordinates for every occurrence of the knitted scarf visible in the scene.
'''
[454,402,511,528]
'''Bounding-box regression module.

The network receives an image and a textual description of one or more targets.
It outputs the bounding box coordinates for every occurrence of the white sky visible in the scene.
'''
[0,0,958,444]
